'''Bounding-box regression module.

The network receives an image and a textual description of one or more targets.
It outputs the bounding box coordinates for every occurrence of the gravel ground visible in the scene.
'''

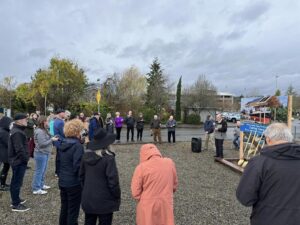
[0,141,251,225]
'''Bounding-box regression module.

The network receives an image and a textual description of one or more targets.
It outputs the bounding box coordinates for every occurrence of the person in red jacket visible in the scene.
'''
[131,144,178,225]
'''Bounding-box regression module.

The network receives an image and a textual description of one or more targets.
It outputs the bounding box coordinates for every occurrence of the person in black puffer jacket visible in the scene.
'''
[80,128,121,225]
[57,119,84,225]
[8,113,30,212]
[0,116,12,191]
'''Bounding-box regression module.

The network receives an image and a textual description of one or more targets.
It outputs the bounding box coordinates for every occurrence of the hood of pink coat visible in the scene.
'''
[140,144,162,163]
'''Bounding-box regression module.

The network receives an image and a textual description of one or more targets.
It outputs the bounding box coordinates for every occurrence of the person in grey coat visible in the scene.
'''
[166,115,176,143]
[214,114,227,158]
[32,116,58,195]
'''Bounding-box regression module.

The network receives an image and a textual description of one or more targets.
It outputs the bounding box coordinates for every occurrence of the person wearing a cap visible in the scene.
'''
[131,144,178,225]
[8,113,30,212]
[80,128,120,225]
[0,116,13,191]
[57,119,84,225]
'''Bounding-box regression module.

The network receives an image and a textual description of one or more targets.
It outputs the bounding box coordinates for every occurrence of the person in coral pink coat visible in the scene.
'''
[131,144,178,225]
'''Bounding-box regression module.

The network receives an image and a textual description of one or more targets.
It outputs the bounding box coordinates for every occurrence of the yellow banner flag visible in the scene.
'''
[96,89,101,104]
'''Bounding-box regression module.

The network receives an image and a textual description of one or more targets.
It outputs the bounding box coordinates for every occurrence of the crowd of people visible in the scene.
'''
[1,106,300,225]
[0,108,178,225]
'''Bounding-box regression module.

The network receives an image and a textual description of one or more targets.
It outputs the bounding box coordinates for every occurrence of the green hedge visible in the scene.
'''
[185,114,201,125]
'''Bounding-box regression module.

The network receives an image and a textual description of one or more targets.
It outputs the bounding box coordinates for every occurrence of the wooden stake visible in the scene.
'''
[239,132,244,160]
[287,95,293,129]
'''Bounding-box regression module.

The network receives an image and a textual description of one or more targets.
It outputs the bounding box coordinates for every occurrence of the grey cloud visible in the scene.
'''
[230,1,271,24]
[28,48,54,58]
[95,44,117,54]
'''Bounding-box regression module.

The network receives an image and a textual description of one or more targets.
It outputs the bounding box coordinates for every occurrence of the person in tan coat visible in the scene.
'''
[131,144,178,225]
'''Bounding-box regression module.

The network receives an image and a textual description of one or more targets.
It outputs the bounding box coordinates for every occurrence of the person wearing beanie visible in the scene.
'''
[8,113,30,212]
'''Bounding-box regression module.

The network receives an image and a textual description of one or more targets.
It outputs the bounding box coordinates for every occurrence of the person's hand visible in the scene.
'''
[51,136,59,141]
[206,131,208,134]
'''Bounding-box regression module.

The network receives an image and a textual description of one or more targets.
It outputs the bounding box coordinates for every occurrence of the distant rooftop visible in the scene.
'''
[217,92,235,97]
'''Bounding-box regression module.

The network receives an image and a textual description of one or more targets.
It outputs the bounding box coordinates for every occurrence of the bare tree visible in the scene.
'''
[182,75,218,109]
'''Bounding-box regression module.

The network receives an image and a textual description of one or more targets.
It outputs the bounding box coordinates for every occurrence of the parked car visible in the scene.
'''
[226,113,241,123]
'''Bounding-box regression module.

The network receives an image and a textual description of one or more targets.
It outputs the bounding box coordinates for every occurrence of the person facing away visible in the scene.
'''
[150,115,162,144]
[131,144,178,225]
[57,119,85,225]
[204,115,215,150]
[89,112,104,141]
[236,123,300,225]
[80,128,121,225]
[8,113,30,212]
[0,116,12,191]
[114,112,124,143]
[32,116,58,195]
[136,113,145,141]
[214,113,227,158]
[105,113,114,134]
[232,121,241,150]
[166,115,176,143]
[125,110,136,142]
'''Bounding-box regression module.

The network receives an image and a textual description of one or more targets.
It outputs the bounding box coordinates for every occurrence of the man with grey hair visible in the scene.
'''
[236,123,300,225]
[150,115,162,144]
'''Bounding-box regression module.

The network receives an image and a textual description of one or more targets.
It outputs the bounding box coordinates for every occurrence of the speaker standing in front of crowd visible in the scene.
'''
[8,113,30,212]
[57,119,85,225]
[80,128,121,225]
[131,144,178,225]
[214,113,227,158]
[166,115,176,143]
[32,116,58,195]
[0,116,13,191]
[125,110,135,142]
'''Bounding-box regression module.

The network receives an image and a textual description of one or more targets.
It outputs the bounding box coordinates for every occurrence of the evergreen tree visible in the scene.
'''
[146,58,168,114]
[275,89,281,96]
[175,76,182,121]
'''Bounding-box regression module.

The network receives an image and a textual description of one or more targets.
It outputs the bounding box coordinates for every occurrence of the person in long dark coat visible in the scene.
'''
[80,128,121,225]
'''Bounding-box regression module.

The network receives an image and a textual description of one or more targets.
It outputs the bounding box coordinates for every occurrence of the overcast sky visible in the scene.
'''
[1,0,299,96]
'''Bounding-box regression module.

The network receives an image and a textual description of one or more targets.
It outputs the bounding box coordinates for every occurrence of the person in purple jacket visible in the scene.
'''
[114,112,124,143]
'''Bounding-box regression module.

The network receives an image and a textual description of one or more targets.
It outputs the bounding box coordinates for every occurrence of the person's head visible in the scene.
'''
[216,113,222,121]
[169,115,174,120]
[0,116,12,130]
[139,113,143,117]
[115,112,120,117]
[206,115,211,120]
[32,113,38,120]
[79,112,84,118]
[139,144,162,163]
[56,109,65,119]
[14,113,28,127]
[94,112,100,119]
[106,113,112,119]
[87,128,116,150]
[236,121,241,127]
[154,115,158,120]
[128,111,132,116]
[37,116,48,130]
[65,110,71,120]
[64,119,84,139]
[263,123,293,146]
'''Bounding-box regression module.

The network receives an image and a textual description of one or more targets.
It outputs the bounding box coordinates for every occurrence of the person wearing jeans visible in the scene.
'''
[32,116,58,194]
[8,113,30,212]
[57,119,84,225]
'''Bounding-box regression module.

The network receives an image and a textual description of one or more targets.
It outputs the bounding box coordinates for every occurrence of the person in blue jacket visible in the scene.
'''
[88,112,104,141]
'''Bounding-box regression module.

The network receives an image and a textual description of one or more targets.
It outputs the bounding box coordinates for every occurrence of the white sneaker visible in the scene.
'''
[33,189,47,195]
[42,185,51,190]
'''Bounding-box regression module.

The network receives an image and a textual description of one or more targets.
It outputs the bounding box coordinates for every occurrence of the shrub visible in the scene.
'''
[185,113,201,124]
